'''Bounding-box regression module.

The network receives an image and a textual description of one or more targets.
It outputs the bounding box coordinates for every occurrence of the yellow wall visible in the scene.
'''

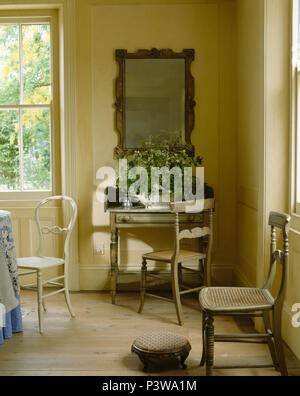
[0,0,299,361]
[236,0,300,360]
[235,0,265,288]
[76,0,237,290]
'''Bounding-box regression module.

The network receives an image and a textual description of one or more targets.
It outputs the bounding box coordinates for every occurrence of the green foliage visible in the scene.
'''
[115,135,203,200]
[0,25,20,106]
[23,109,51,190]
[0,110,19,190]
[0,24,51,191]
[22,25,51,105]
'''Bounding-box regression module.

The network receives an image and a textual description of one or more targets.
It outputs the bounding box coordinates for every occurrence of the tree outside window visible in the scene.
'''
[0,23,52,191]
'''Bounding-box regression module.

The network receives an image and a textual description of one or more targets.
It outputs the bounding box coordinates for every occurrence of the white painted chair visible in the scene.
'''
[138,199,214,326]
[17,196,77,334]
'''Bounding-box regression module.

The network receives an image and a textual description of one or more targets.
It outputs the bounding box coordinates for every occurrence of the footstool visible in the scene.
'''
[131,331,191,372]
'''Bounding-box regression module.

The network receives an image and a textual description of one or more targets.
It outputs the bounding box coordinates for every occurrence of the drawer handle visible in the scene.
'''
[119,215,131,222]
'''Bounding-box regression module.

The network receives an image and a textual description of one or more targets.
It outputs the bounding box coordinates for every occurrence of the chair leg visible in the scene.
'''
[138,258,147,314]
[180,352,189,369]
[263,311,279,370]
[178,263,183,290]
[37,270,44,334]
[273,310,288,376]
[205,314,215,376]
[64,276,75,318]
[200,310,207,366]
[198,259,205,284]
[171,261,183,326]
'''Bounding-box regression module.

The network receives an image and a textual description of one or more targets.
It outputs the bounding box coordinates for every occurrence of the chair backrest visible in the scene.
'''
[170,198,214,214]
[170,199,214,285]
[263,211,291,309]
[35,196,78,263]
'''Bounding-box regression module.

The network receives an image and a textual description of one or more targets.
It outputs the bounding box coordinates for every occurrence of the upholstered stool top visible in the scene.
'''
[132,331,191,371]
[133,331,190,353]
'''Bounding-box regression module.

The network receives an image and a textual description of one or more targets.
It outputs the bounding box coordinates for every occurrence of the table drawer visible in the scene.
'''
[116,213,204,224]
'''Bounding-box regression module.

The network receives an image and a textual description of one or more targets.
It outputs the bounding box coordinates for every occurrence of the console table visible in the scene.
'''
[107,199,214,304]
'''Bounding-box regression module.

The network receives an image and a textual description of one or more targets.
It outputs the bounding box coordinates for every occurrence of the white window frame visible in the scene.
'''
[295,69,300,214]
[0,13,59,201]
[291,0,300,215]
[0,2,78,290]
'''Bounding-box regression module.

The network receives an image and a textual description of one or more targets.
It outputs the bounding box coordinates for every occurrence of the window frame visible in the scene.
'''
[0,11,60,201]
[291,0,300,215]
[295,68,300,214]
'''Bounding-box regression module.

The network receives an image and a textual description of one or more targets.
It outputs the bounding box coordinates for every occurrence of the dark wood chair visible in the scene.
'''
[199,211,290,376]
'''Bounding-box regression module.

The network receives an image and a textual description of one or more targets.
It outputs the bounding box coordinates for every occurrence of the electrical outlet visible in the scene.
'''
[94,245,105,255]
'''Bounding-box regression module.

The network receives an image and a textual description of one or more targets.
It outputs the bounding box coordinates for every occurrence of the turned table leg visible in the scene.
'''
[110,213,119,304]
[205,314,215,376]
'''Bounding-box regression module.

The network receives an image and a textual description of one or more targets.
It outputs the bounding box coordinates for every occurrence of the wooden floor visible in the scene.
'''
[0,290,299,376]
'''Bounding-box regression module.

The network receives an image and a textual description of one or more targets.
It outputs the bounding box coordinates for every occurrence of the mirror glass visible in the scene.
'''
[125,58,185,148]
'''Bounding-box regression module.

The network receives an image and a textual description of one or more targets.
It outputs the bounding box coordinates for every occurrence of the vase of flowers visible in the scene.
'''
[114,135,204,209]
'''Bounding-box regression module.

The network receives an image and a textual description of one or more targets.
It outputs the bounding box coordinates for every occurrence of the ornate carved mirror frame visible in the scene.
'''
[115,48,196,156]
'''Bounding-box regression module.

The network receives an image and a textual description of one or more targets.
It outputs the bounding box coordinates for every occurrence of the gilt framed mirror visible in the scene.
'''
[115,48,195,156]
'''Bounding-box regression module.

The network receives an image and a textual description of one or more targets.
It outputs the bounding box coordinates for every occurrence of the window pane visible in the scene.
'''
[22,109,51,190]
[22,24,51,104]
[0,110,20,190]
[0,25,20,105]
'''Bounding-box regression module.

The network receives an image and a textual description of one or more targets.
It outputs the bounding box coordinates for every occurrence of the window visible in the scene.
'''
[292,0,300,214]
[0,19,53,192]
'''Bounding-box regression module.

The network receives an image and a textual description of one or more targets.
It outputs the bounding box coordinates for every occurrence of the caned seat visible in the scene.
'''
[199,211,291,376]
[143,250,205,263]
[199,287,274,312]
[138,199,214,326]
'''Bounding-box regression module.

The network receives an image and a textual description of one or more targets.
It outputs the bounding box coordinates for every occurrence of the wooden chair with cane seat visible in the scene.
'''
[138,198,214,326]
[199,211,290,376]
[17,196,77,334]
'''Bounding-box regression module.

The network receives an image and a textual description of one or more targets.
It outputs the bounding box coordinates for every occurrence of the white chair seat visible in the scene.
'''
[17,256,65,270]
[143,249,206,262]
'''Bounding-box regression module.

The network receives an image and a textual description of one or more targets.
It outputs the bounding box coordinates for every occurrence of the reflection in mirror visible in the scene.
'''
[125,59,185,148]
[115,49,195,155]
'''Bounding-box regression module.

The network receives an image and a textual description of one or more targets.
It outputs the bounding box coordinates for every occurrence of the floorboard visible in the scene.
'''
[0,291,299,376]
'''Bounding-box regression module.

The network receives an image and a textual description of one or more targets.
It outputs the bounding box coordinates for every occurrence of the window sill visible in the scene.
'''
[0,191,53,204]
